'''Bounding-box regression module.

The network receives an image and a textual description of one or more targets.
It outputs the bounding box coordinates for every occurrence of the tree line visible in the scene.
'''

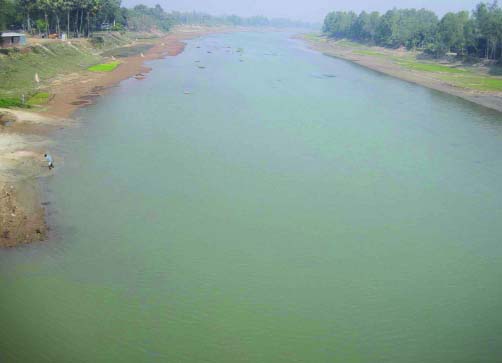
[0,0,314,38]
[322,1,502,60]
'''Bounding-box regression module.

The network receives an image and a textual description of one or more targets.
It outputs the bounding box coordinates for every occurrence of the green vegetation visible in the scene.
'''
[395,59,467,73]
[0,94,53,109]
[0,98,28,108]
[353,50,386,57]
[302,33,323,42]
[0,0,16,30]
[336,40,364,48]
[26,92,50,105]
[88,61,120,72]
[440,74,502,91]
[323,2,502,60]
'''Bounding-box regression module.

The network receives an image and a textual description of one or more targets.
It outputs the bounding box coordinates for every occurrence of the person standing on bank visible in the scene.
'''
[44,153,54,170]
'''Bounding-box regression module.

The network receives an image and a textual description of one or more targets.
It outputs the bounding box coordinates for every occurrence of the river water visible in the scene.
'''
[1,32,502,362]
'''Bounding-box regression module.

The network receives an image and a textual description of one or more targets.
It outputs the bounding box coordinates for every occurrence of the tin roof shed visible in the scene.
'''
[0,32,27,47]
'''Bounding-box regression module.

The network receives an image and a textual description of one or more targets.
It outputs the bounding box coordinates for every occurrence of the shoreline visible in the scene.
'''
[299,35,502,114]
[44,26,238,119]
[0,25,236,248]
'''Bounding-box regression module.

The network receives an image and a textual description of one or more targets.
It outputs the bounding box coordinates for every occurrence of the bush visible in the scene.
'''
[36,19,47,33]
[0,98,30,108]
[27,92,50,106]
[88,61,120,72]
[112,23,125,31]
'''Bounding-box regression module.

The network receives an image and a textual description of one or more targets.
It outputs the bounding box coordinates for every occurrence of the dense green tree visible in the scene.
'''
[0,0,310,37]
[0,0,15,29]
[322,1,502,60]
[437,12,470,54]
[323,11,357,38]
[351,11,380,42]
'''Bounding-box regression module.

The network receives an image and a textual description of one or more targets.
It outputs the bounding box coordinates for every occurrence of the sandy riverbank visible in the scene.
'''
[300,35,502,114]
[0,110,58,246]
[0,26,236,248]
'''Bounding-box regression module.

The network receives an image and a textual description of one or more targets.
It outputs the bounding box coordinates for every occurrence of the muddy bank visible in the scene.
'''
[300,36,502,114]
[0,26,236,248]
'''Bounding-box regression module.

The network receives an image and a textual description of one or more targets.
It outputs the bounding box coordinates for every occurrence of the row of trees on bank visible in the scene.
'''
[171,12,313,29]
[0,0,125,37]
[0,0,314,37]
[322,1,502,59]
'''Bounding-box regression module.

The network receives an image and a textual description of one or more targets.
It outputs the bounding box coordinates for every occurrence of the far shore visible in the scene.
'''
[0,25,238,248]
[299,34,502,114]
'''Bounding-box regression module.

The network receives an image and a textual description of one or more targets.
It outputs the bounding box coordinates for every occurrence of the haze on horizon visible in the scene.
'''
[122,0,481,22]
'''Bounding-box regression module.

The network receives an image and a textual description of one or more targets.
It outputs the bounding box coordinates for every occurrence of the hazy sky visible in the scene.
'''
[122,0,481,22]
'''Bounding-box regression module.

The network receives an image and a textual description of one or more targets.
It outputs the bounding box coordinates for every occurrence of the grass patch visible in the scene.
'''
[302,33,323,41]
[88,61,120,72]
[396,59,467,73]
[26,92,50,106]
[353,50,386,57]
[440,74,502,91]
[394,58,502,91]
[336,40,364,48]
[0,98,29,108]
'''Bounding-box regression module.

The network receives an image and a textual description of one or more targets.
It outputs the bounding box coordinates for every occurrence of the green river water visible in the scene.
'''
[1,32,502,362]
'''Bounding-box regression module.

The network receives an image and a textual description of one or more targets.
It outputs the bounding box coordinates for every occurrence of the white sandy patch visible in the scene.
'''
[0,133,49,182]
[0,108,61,125]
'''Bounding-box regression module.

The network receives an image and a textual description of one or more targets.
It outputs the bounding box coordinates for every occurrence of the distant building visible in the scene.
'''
[0,32,27,47]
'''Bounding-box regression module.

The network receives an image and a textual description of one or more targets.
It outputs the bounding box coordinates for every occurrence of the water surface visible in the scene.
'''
[1,32,502,362]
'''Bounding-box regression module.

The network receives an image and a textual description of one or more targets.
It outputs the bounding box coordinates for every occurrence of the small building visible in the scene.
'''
[0,32,27,47]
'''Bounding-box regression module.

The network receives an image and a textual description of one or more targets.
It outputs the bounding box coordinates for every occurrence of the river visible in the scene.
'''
[1,31,502,362]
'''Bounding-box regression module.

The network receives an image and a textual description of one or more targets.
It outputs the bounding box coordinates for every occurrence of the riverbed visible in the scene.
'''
[1,32,502,362]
